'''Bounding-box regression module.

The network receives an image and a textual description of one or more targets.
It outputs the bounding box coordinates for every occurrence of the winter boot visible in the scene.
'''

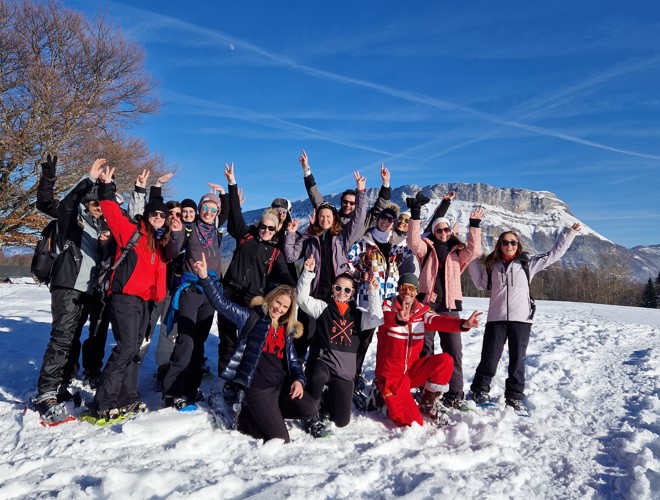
[470,390,491,405]
[303,415,333,438]
[442,391,467,410]
[505,397,529,415]
[118,401,147,415]
[222,382,240,406]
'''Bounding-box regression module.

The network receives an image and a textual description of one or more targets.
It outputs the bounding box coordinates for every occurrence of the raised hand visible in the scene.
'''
[368,277,380,291]
[308,210,316,227]
[303,254,315,272]
[193,252,208,279]
[135,169,150,188]
[397,301,412,323]
[571,222,581,232]
[470,207,485,221]
[224,163,235,184]
[287,218,299,233]
[354,170,366,191]
[237,187,246,206]
[380,163,390,185]
[156,172,174,187]
[90,158,107,181]
[299,149,309,170]
[98,165,115,184]
[207,182,225,195]
[41,154,58,174]
[444,191,456,201]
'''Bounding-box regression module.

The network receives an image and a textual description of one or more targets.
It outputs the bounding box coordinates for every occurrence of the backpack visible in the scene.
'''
[31,220,59,284]
[487,252,536,320]
[97,225,142,293]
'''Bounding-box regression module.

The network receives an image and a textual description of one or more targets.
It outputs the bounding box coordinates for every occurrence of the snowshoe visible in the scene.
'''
[353,376,384,412]
[505,398,530,417]
[207,390,241,429]
[303,416,334,439]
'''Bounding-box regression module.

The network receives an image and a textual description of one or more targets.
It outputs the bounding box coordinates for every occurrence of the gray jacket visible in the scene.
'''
[469,226,578,323]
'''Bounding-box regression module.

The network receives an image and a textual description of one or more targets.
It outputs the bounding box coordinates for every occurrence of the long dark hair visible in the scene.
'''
[141,215,171,252]
[485,231,523,274]
[312,204,343,236]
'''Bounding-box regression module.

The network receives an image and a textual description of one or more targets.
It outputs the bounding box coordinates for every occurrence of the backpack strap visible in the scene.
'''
[111,225,142,271]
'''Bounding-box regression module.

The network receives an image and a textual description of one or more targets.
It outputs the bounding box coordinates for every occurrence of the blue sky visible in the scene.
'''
[69,0,660,248]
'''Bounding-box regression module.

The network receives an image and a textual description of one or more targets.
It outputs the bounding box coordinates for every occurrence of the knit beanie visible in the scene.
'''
[180,198,197,212]
[145,198,168,215]
[431,217,451,233]
[398,273,419,289]
[198,193,222,212]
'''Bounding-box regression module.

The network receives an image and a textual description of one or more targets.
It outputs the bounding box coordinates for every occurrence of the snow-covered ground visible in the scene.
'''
[1,283,659,499]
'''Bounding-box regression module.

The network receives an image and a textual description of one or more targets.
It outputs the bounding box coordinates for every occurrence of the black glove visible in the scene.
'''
[469,218,481,228]
[40,154,58,177]
[405,191,430,220]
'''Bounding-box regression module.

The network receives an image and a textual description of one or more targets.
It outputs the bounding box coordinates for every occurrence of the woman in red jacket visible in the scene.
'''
[89,164,180,421]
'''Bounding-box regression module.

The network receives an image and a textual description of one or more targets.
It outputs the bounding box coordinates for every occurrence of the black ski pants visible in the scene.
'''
[305,358,354,428]
[37,288,91,397]
[238,382,317,442]
[163,288,214,400]
[81,290,111,375]
[94,294,152,411]
[470,320,531,401]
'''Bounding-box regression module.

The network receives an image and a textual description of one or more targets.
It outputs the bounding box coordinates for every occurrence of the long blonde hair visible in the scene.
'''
[263,285,298,329]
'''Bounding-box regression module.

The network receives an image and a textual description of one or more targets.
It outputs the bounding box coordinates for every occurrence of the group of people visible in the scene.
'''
[32,150,581,441]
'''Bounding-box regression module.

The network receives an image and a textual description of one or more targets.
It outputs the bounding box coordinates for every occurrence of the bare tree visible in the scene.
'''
[0,0,172,247]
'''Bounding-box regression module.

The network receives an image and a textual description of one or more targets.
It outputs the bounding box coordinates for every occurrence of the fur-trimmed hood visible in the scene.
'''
[249,296,304,338]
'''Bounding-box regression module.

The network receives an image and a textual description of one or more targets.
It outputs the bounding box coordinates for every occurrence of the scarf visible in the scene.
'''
[154,227,166,240]
[196,220,217,248]
[371,227,390,244]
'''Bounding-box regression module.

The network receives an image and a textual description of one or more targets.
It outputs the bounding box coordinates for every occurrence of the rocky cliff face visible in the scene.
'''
[229,183,660,282]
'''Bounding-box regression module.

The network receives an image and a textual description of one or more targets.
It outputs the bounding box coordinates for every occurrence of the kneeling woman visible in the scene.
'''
[193,254,317,442]
[297,255,383,433]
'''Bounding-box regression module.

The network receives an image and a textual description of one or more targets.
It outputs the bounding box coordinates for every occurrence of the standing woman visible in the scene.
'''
[194,254,317,443]
[284,171,368,357]
[91,165,180,419]
[468,223,581,411]
[162,185,228,409]
[407,192,484,410]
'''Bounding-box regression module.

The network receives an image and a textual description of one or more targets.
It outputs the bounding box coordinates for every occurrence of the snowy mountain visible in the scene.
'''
[1,284,659,498]
[234,182,660,282]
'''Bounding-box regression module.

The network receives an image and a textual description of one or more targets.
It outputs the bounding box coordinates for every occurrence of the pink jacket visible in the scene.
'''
[407,219,481,309]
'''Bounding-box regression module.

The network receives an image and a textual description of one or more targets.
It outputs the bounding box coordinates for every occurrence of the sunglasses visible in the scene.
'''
[434,226,451,234]
[500,240,519,247]
[149,211,166,219]
[379,214,395,222]
[399,284,417,293]
[87,201,100,208]
[201,204,218,214]
[398,216,409,223]
[258,223,276,232]
[169,211,182,219]
[341,200,356,206]
[333,285,353,294]
[275,207,287,214]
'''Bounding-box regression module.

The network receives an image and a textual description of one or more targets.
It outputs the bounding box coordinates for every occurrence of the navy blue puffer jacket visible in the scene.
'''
[199,277,304,389]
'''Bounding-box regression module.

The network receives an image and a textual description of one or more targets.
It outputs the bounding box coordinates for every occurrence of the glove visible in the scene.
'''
[469,218,481,228]
[40,154,58,177]
[405,192,430,220]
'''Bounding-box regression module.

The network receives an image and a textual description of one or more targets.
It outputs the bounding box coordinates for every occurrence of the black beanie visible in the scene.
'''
[145,198,168,215]
[180,198,197,212]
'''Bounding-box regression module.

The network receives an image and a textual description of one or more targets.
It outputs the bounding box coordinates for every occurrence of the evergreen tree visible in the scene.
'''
[641,278,658,308]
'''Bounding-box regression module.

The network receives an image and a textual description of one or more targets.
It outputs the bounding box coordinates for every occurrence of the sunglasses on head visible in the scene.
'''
[333,284,353,294]
[258,223,276,232]
[500,240,518,247]
[149,211,166,219]
[399,283,417,293]
[201,204,218,214]
[434,226,451,234]
[341,199,356,206]
[379,214,395,222]
[398,216,409,223]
